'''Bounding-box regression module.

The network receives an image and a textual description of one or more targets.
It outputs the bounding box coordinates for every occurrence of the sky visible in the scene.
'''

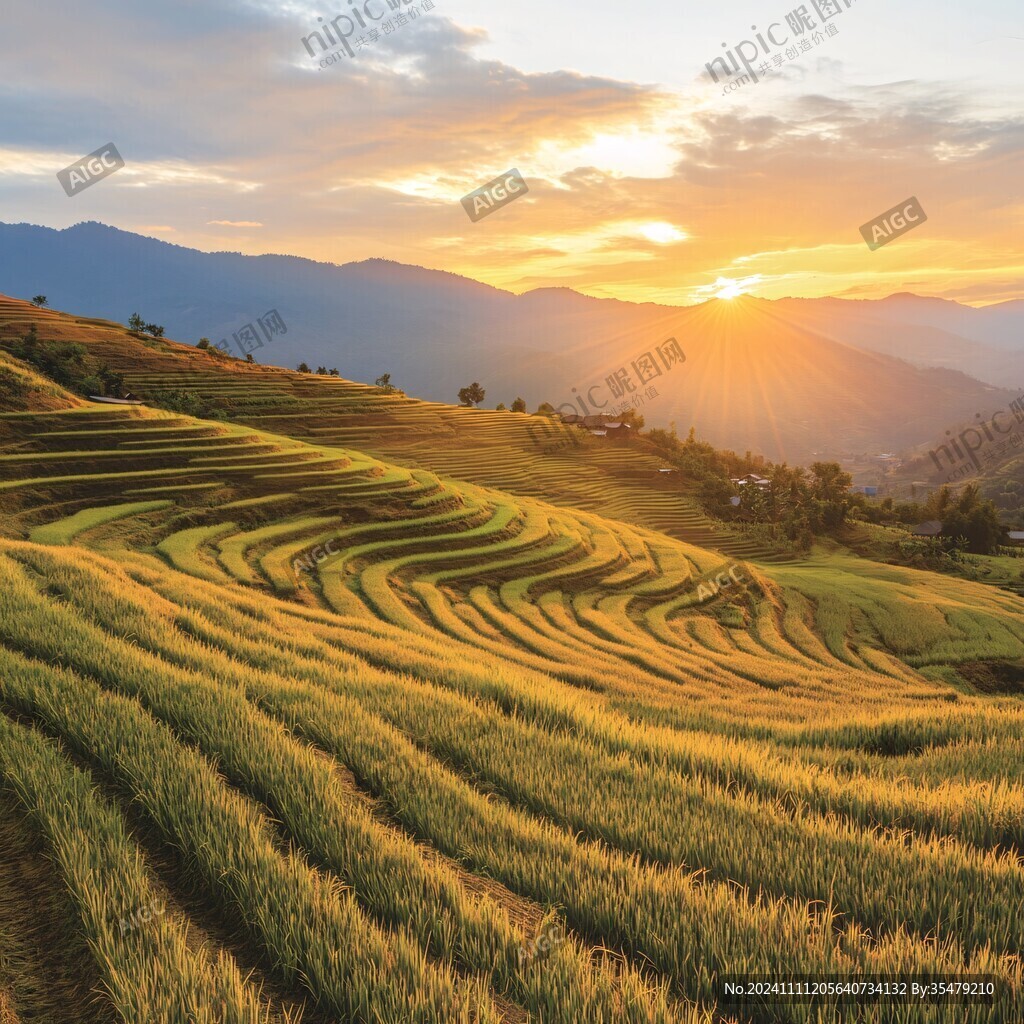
[0,0,1022,306]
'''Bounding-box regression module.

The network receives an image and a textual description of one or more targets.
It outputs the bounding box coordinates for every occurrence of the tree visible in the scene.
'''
[145,323,164,338]
[536,401,555,416]
[618,407,645,431]
[98,365,126,399]
[738,480,771,524]
[495,402,507,411]
[510,396,527,413]
[245,353,255,363]
[698,474,737,514]
[196,338,212,350]
[329,368,339,377]
[375,372,393,391]
[941,485,1004,554]
[151,388,227,421]
[297,362,311,374]
[79,374,104,397]
[316,366,328,375]
[807,461,853,530]
[11,329,91,394]
[458,382,486,407]
[30,295,47,307]
[765,463,806,525]
[127,313,145,332]
[922,486,955,521]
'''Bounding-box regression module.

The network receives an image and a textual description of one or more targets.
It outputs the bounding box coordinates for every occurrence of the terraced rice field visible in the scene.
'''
[1,296,1023,1022]
[0,296,775,564]
[128,370,766,560]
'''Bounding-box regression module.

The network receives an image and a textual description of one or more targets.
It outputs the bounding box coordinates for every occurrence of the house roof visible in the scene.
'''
[912,520,943,536]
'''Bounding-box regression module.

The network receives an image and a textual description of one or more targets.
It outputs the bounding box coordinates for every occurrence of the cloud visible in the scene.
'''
[0,0,1019,305]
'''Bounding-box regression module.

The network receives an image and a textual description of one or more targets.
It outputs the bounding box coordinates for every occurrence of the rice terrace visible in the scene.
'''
[0,288,1022,1023]
[1,1,1024,1021]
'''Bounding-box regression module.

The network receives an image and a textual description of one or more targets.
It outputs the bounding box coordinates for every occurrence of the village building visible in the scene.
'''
[731,473,770,489]
[89,392,144,405]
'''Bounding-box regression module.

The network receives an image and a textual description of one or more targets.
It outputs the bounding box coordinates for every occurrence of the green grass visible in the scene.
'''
[28,500,173,544]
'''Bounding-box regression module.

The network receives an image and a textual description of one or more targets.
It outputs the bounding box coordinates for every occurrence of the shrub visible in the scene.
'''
[150,389,228,420]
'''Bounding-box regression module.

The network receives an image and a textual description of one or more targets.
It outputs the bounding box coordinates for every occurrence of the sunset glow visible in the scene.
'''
[0,2,1020,306]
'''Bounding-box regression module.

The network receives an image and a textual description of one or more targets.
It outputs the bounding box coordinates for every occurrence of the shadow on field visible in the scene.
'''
[958,660,1024,696]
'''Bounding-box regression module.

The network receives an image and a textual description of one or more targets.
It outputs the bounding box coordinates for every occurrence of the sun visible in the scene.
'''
[715,279,745,300]
[700,274,764,300]
[638,222,686,245]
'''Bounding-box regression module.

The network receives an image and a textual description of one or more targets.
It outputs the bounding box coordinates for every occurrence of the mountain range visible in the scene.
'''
[2,220,1022,465]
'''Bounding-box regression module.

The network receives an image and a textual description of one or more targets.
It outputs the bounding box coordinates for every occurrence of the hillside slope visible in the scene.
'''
[0,349,85,413]
[0,294,782,564]
[1,296,1023,1022]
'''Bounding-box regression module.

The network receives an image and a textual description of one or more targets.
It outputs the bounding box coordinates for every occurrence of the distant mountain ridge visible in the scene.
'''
[2,220,1022,464]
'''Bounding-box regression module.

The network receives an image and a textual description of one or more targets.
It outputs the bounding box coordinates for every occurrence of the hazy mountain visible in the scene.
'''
[761,295,1024,386]
[2,220,1021,464]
